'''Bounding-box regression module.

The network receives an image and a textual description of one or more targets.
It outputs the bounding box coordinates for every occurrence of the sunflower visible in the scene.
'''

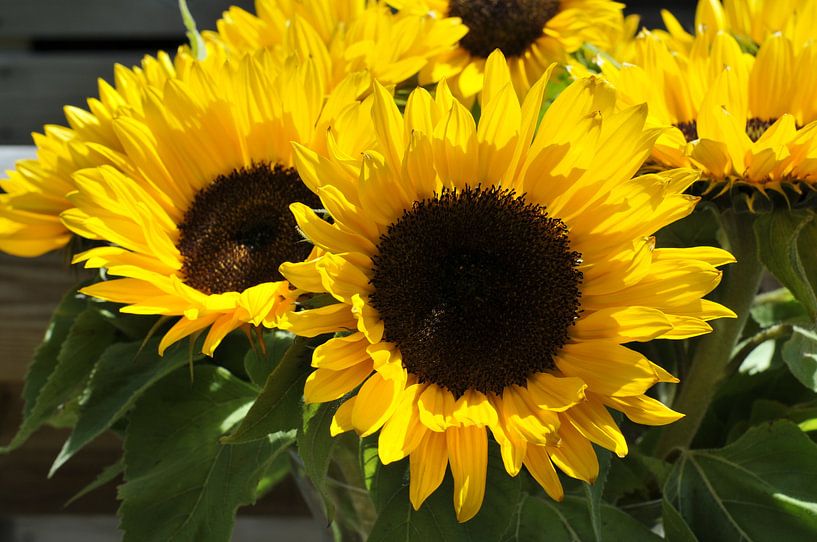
[660,0,817,52]
[62,52,373,356]
[208,0,466,89]
[389,0,624,99]
[605,29,817,197]
[0,46,226,258]
[278,50,735,521]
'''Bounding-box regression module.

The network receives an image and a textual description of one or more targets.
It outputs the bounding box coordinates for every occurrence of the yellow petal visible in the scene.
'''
[556,342,658,397]
[524,445,564,501]
[572,307,674,343]
[447,425,488,522]
[330,397,357,436]
[352,370,405,437]
[604,394,685,426]
[304,360,373,403]
[409,430,448,510]
[379,384,427,464]
[565,396,628,457]
[548,416,599,483]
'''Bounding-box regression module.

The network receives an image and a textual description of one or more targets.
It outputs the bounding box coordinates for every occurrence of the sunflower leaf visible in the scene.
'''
[119,365,294,542]
[662,498,700,542]
[1,302,117,453]
[367,475,467,542]
[222,336,314,444]
[243,330,294,387]
[583,447,612,542]
[499,494,661,542]
[65,458,124,507]
[360,436,407,512]
[296,400,340,519]
[781,326,817,391]
[49,337,202,475]
[755,209,817,322]
[664,420,817,541]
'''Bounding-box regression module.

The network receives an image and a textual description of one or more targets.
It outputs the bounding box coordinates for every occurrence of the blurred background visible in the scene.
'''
[0,1,696,540]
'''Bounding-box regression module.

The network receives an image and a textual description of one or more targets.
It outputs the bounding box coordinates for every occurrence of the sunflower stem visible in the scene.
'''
[655,210,763,458]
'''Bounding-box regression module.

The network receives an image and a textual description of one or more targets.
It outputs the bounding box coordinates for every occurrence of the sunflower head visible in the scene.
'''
[662,0,817,52]
[391,0,624,99]
[208,0,466,90]
[279,50,735,521]
[606,28,817,210]
[62,52,375,356]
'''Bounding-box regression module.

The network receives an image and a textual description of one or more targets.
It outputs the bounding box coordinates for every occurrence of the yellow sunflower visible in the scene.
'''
[209,0,466,89]
[661,0,817,51]
[278,50,735,521]
[62,53,373,356]
[606,29,817,194]
[389,0,624,99]
[0,46,226,257]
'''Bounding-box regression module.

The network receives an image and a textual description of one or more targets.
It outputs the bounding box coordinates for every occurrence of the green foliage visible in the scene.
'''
[664,421,817,541]
[119,365,294,542]
[50,337,202,474]
[223,336,314,443]
[243,330,294,387]
[296,400,340,517]
[583,447,611,542]
[755,209,817,322]
[782,326,817,391]
[499,495,661,542]
[2,301,118,452]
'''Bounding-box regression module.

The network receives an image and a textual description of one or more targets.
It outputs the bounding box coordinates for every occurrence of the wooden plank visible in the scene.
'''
[0,0,253,39]
[0,253,84,382]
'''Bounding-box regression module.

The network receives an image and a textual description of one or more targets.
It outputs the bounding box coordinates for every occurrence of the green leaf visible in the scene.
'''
[665,421,817,541]
[119,365,294,542]
[662,499,699,542]
[500,495,662,542]
[755,210,817,321]
[50,337,203,475]
[65,458,124,507]
[751,288,809,327]
[223,336,314,444]
[360,436,407,512]
[782,326,817,391]
[583,447,611,542]
[21,289,88,419]
[296,401,340,517]
[367,477,467,542]
[2,306,117,452]
[243,330,294,388]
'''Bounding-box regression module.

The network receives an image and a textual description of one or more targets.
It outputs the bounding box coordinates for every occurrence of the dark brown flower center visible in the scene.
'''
[177,163,319,295]
[369,186,583,397]
[675,120,699,142]
[448,0,560,58]
[745,117,777,142]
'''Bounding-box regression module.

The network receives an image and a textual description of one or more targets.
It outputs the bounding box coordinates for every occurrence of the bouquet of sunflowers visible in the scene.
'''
[3,0,817,539]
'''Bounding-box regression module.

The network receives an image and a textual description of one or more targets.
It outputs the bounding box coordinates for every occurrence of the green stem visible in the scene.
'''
[655,210,764,458]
